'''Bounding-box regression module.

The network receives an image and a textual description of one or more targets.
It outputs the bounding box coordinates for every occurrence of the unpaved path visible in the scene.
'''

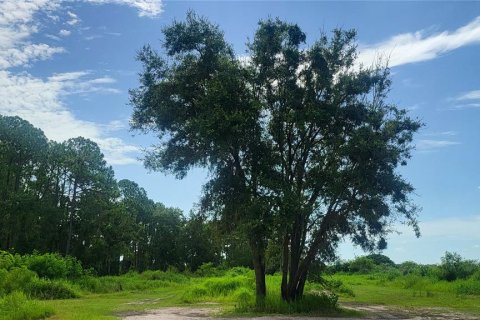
[122,304,480,320]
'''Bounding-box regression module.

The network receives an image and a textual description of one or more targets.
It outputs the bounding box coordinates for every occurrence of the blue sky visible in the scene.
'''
[1,0,479,264]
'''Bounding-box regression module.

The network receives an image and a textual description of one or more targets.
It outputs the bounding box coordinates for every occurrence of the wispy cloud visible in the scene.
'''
[450,89,480,110]
[84,0,163,17]
[423,131,457,137]
[358,16,480,68]
[66,11,80,26]
[457,90,480,101]
[416,139,460,152]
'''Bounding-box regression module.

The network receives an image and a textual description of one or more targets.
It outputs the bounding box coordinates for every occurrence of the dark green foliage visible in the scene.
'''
[194,262,224,277]
[348,257,376,274]
[438,251,478,281]
[366,254,395,266]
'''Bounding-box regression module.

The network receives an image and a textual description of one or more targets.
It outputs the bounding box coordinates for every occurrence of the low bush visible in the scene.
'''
[0,292,53,320]
[140,270,188,283]
[455,280,480,296]
[26,253,68,280]
[194,262,224,277]
[26,253,84,280]
[348,257,375,274]
[76,276,124,293]
[1,268,36,294]
[204,277,245,296]
[27,279,78,300]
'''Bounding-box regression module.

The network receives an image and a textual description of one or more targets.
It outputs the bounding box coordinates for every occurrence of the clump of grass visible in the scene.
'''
[139,270,188,283]
[0,292,53,320]
[204,277,246,296]
[76,275,127,293]
[455,279,480,295]
[27,279,78,300]
[181,276,249,303]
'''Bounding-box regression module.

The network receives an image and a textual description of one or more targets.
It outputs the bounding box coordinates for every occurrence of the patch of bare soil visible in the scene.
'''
[122,304,480,320]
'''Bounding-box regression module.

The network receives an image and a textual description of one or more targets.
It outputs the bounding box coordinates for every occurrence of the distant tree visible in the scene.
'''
[62,137,117,256]
[348,256,375,274]
[118,179,155,271]
[0,116,49,252]
[439,251,478,281]
[130,12,421,303]
[366,254,395,266]
[181,214,221,271]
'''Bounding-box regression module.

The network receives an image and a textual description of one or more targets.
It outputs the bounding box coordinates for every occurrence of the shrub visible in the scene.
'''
[182,285,209,302]
[398,261,421,275]
[322,279,355,297]
[76,276,123,293]
[194,262,224,277]
[204,277,244,296]
[0,292,53,320]
[0,251,17,270]
[348,257,375,274]
[226,267,252,277]
[27,279,78,300]
[140,270,188,283]
[26,253,68,280]
[456,280,480,296]
[439,252,478,281]
[366,254,395,266]
[1,268,36,294]
[234,288,254,311]
[64,256,84,279]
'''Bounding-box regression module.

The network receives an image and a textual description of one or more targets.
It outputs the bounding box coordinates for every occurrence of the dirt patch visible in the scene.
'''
[122,305,480,320]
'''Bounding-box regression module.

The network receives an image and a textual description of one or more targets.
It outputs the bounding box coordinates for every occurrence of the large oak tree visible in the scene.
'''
[130,13,421,304]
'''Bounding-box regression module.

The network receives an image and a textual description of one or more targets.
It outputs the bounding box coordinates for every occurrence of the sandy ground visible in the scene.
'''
[122,304,480,320]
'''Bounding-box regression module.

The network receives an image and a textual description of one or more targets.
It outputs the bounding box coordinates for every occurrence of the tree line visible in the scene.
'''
[0,115,250,275]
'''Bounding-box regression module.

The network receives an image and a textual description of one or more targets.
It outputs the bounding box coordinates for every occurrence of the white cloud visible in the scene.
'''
[450,89,480,110]
[0,0,148,165]
[358,16,480,68]
[0,1,64,68]
[416,139,460,152]
[84,0,163,17]
[0,70,138,164]
[59,29,71,37]
[457,90,480,101]
[66,11,80,26]
[423,131,457,137]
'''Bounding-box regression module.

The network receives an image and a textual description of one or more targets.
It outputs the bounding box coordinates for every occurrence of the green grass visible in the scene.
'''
[0,292,53,320]
[1,268,480,319]
[330,273,480,314]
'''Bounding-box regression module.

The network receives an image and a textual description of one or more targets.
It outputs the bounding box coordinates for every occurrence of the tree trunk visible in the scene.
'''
[250,238,266,308]
[281,234,289,300]
[66,180,77,256]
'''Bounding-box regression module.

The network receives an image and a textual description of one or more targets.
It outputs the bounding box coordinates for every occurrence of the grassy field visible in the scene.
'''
[1,252,480,319]
[3,270,477,320]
